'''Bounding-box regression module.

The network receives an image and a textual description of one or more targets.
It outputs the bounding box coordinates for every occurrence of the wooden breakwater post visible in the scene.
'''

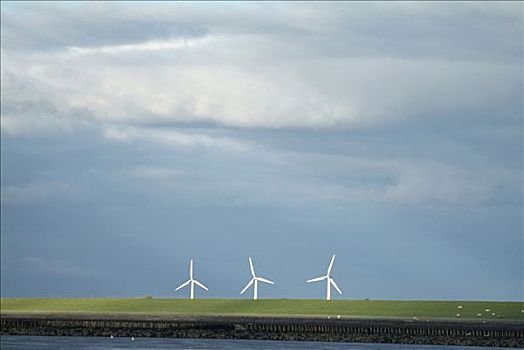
[1,314,523,347]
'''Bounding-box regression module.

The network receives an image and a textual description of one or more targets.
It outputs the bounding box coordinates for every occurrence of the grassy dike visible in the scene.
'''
[1,298,523,321]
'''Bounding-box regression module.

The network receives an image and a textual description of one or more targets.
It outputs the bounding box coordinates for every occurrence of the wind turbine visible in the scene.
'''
[307,254,342,301]
[240,257,274,300]
[175,259,208,300]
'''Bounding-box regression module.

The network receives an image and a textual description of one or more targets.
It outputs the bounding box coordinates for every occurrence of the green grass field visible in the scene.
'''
[1,298,523,321]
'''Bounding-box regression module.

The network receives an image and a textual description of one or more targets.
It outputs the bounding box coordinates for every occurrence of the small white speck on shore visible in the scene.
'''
[457,305,463,309]
[456,313,461,317]
[477,313,482,317]
[485,308,490,312]
[337,315,341,319]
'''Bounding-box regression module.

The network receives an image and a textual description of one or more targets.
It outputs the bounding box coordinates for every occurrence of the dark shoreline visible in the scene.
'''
[1,313,523,348]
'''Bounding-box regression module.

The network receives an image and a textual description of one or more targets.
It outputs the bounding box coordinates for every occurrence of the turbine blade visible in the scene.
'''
[256,277,274,284]
[330,278,342,294]
[240,278,254,294]
[190,259,193,279]
[307,276,327,283]
[193,279,209,291]
[327,254,336,275]
[175,279,191,291]
[249,257,255,277]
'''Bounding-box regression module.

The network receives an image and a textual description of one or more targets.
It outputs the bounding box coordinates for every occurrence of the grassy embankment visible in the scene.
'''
[1,298,523,321]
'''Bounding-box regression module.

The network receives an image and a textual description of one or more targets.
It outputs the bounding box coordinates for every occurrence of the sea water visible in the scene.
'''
[0,336,517,350]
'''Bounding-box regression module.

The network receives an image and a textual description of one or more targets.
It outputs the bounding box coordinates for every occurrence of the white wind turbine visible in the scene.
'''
[307,254,342,301]
[175,259,208,300]
[240,257,274,300]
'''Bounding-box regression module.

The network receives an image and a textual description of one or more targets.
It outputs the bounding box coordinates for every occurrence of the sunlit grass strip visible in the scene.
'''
[1,298,523,320]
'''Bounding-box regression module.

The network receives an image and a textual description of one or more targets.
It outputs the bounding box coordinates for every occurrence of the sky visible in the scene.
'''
[1,1,522,301]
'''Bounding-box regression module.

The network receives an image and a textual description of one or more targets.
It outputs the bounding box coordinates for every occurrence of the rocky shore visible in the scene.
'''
[1,313,523,347]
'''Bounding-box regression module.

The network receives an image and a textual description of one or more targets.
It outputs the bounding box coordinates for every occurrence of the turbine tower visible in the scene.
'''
[306,254,342,301]
[175,259,208,300]
[240,257,274,300]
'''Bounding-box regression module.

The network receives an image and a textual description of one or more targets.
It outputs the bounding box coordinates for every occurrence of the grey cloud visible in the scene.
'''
[1,68,96,136]
[120,144,520,208]
[3,2,521,62]
[304,2,522,62]
[1,2,521,134]
[1,181,80,205]
[3,50,519,132]
[103,125,250,152]
[1,2,208,52]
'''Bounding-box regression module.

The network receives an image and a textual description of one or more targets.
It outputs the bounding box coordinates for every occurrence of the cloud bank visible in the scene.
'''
[2,2,521,134]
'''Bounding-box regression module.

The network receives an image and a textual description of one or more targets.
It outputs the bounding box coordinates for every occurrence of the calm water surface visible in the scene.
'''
[0,336,517,350]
